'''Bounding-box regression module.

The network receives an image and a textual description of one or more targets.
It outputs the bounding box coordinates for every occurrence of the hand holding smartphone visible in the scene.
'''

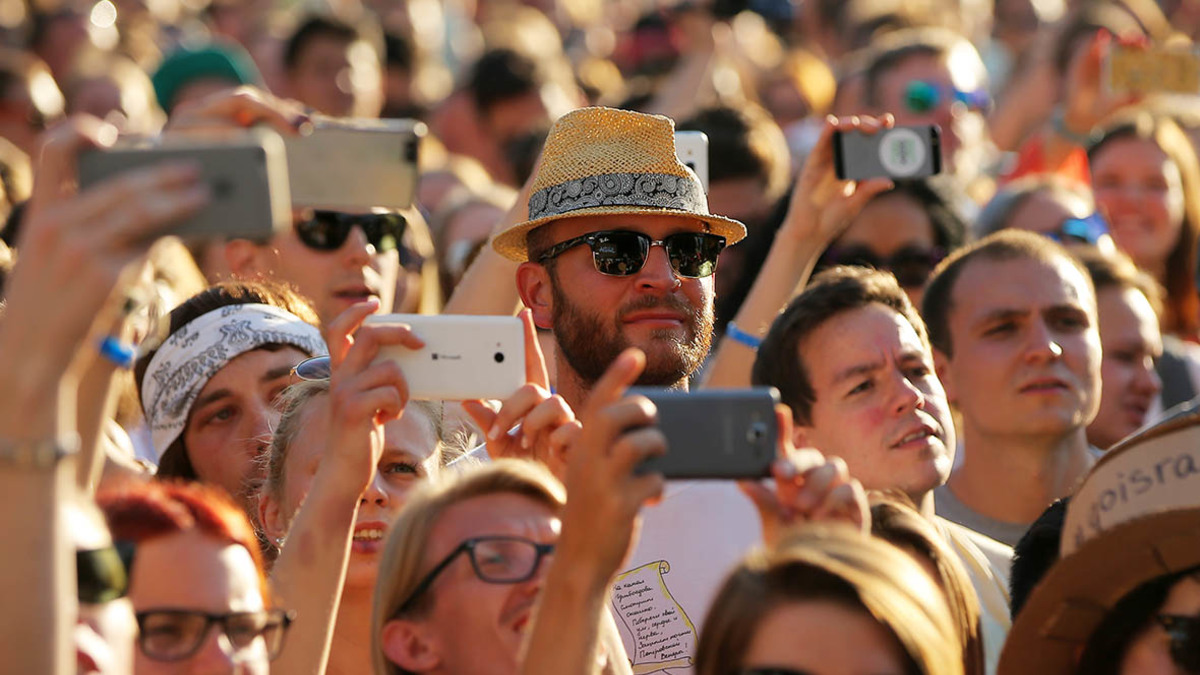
[631,387,780,479]
[77,130,291,242]
[364,314,526,400]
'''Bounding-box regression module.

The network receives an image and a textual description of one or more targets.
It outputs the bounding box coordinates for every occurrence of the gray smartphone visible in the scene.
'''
[833,125,941,181]
[631,387,779,479]
[284,117,426,210]
[674,130,709,193]
[78,131,291,243]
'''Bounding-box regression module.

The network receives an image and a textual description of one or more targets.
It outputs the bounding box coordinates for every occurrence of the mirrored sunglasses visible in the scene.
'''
[537,230,726,279]
[904,79,991,114]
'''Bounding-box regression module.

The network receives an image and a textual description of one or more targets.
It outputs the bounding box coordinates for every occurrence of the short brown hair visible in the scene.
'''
[371,460,565,675]
[752,266,929,425]
[1074,247,1163,319]
[921,230,1093,358]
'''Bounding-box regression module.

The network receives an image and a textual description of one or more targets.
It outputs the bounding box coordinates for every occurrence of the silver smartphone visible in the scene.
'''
[364,313,526,401]
[675,130,709,193]
[77,131,291,243]
[630,387,779,479]
[833,125,941,181]
[285,117,426,210]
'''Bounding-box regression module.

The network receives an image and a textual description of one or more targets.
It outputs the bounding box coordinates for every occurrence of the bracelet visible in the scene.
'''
[98,336,137,369]
[725,322,763,350]
[0,434,80,470]
[1050,107,1098,147]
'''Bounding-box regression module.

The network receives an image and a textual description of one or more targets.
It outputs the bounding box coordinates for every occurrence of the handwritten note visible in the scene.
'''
[612,560,696,674]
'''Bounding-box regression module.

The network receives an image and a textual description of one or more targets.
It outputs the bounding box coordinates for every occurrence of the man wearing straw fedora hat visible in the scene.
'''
[492,105,747,403]
[487,106,884,674]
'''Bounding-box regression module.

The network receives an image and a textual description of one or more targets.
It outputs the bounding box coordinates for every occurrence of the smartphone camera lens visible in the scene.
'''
[494,352,505,363]
[747,422,768,443]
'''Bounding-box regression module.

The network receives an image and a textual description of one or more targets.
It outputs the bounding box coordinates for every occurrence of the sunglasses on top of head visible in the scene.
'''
[294,210,407,253]
[536,230,727,279]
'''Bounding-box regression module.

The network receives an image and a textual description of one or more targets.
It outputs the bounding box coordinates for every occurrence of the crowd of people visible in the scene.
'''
[1,0,1200,674]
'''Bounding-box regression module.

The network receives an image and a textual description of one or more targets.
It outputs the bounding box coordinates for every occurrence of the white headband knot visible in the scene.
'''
[142,303,326,459]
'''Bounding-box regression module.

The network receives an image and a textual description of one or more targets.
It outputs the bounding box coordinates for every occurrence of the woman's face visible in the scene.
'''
[183,347,310,507]
[272,398,440,588]
[741,599,911,675]
[835,192,939,308]
[1091,137,1186,275]
[1121,574,1200,675]
[129,530,269,675]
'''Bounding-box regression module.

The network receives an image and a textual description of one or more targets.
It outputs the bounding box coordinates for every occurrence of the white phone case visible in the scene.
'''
[674,130,709,193]
[364,314,526,401]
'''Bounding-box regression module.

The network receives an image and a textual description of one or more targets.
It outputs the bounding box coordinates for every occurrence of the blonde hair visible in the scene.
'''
[696,524,963,675]
[371,460,566,675]
[870,494,985,675]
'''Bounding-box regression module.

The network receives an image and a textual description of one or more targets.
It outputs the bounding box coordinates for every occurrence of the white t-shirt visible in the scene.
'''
[610,480,761,675]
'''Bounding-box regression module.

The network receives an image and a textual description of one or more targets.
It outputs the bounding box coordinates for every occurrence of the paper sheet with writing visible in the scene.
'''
[610,481,761,675]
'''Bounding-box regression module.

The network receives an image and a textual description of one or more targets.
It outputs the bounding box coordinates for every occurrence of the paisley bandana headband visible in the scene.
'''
[142,303,326,459]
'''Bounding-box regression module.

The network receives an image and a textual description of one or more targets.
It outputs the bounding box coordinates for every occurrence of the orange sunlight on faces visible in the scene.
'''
[183,347,310,507]
[942,256,1101,440]
[384,493,561,675]
[797,303,953,502]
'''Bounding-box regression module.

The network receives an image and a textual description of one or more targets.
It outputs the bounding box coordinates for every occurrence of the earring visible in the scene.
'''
[274,536,285,547]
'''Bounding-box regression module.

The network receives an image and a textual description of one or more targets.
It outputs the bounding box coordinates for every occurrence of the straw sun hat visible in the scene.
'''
[490,106,747,262]
[998,401,1200,675]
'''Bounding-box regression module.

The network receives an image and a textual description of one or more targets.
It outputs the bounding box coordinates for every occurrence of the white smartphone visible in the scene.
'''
[285,117,426,210]
[675,130,709,193]
[78,130,292,243]
[364,314,526,401]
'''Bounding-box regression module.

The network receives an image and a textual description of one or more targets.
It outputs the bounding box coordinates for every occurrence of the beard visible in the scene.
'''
[550,280,714,388]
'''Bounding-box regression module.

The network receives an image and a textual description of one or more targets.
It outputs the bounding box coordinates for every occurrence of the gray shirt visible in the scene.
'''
[934,483,1031,547]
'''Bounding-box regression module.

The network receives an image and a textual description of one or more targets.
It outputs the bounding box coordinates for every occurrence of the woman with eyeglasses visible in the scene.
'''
[133,280,325,519]
[256,302,443,675]
[98,480,292,674]
[695,525,963,675]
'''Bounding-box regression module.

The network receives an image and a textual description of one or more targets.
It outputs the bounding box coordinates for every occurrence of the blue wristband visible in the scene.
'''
[98,336,136,369]
[725,322,763,350]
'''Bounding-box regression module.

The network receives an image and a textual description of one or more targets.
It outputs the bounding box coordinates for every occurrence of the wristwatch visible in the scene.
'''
[0,434,80,470]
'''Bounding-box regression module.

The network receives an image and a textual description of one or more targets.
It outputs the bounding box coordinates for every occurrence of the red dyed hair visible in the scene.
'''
[98,481,270,603]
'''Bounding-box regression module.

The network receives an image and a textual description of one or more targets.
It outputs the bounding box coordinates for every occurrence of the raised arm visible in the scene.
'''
[0,116,208,674]
[521,348,664,675]
[266,301,421,675]
[703,114,895,388]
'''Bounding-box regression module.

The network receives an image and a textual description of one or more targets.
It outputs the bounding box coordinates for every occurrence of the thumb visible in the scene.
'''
[581,348,646,421]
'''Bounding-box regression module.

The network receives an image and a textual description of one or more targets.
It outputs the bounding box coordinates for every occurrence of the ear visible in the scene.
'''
[223,239,273,279]
[257,490,286,545]
[380,618,442,673]
[933,349,957,405]
[516,261,554,330]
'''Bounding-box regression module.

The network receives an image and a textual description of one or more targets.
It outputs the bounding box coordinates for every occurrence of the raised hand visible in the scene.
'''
[462,310,579,478]
[780,114,897,248]
[739,405,870,548]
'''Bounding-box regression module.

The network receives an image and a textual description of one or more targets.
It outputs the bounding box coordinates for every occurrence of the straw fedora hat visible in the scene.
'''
[997,401,1200,675]
[490,106,747,262]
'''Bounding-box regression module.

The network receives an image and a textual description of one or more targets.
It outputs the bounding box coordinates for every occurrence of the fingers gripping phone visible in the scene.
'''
[77,131,291,243]
[631,387,780,479]
[364,314,526,401]
[833,125,942,181]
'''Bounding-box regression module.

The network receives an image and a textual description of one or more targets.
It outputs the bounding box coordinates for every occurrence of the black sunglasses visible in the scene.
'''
[77,541,135,605]
[820,245,946,288]
[135,608,293,662]
[537,230,726,279]
[1158,614,1200,673]
[396,536,556,615]
[295,211,406,253]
